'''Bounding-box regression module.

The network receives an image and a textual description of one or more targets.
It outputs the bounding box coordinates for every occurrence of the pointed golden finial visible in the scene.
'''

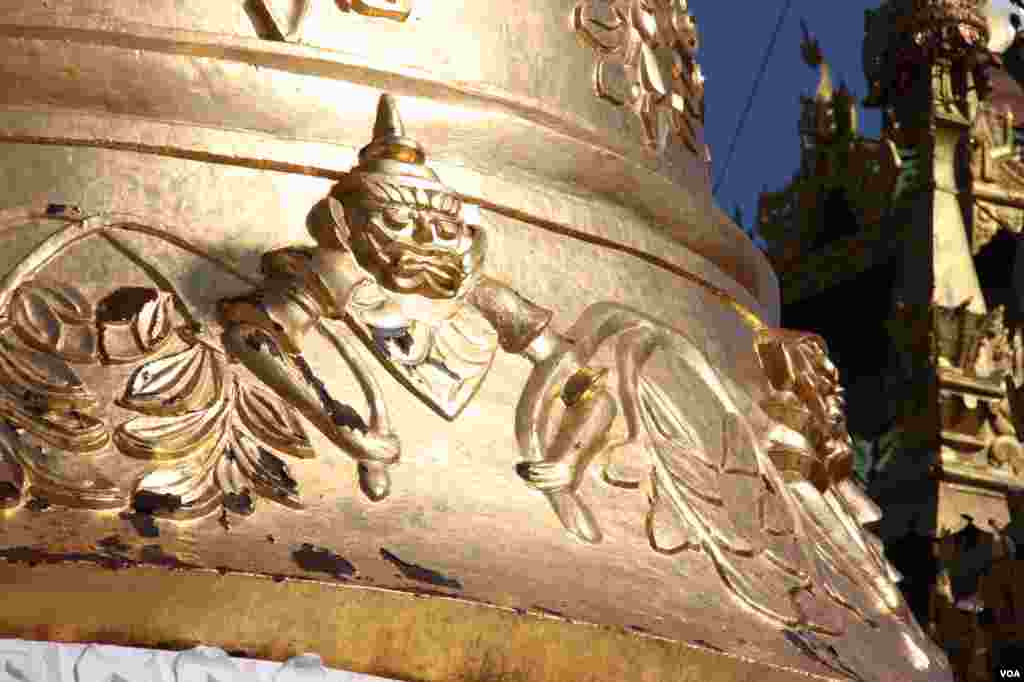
[359,94,426,166]
[373,94,405,137]
[331,93,460,218]
[800,19,832,102]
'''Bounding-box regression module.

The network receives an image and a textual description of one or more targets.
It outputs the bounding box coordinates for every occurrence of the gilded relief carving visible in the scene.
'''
[510,305,920,645]
[973,201,1022,254]
[572,0,705,154]
[249,0,411,42]
[115,334,315,519]
[212,96,914,639]
[931,303,1024,482]
[219,96,522,498]
[0,207,388,519]
[512,305,829,626]
[755,330,910,620]
[0,95,935,663]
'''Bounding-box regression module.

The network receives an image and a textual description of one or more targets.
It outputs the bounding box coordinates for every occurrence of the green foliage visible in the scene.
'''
[874,425,904,476]
[892,148,925,200]
[851,436,873,485]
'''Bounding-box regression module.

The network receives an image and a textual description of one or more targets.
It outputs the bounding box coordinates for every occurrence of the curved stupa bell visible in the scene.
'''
[0,2,951,682]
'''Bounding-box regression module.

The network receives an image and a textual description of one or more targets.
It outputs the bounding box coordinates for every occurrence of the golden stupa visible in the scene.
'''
[0,1,952,680]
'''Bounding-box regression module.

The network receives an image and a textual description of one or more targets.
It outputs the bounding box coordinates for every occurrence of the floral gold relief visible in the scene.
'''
[0,94,951,682]
[573,0,706,154]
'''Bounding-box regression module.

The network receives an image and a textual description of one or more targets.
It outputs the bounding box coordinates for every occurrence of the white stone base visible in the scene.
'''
[0,640,398,682]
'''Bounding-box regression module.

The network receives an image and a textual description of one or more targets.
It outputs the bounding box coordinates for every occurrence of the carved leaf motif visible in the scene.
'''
[658,439,721,503]
[215,447,254,515]
[236,380,313,459]
[645,474,698,554]
[119,343,223,416]
[135,464,222,519]
[116,396,232,461]
[0,420,124,509]
[0,330,109,453]
[97,287,176,364]
[720,412,760,476]
[574,0,705,153]
[230,428,302,509]
[0,329,98,411]
[8,280,98,363]
[636,358,817,628]
[121,346,308,519]
[754,328,908,625]
[760,485,794,536]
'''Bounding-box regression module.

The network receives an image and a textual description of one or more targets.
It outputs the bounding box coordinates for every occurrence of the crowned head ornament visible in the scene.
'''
[328,95,485,300]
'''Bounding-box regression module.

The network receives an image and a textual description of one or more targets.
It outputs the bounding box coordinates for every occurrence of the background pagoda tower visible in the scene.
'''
[860,0,1024,536]
[757,3,1024,677]
[863,0,995,433]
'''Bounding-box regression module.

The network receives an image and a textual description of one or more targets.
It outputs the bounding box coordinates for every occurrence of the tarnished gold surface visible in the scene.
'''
[0,563,850,682]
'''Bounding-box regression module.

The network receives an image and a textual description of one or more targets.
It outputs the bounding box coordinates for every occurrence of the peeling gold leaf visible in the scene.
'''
[119,343,223,416]
[0,331,108,453]
[231,428,302,509]
[236,379,313,459]
[216,448,255,516]
[0,393,109,453]
[135,464,221,520]
[0,422,124,509]
[98,288,176,365]
[9,280,97,363]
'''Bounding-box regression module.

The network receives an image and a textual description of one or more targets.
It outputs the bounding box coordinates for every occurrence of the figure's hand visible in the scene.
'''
[350,427,400,463]
[516,359,617,543]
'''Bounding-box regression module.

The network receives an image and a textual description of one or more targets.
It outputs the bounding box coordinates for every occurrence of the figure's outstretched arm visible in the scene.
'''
[219,247,399,501]
[467,277,619,543]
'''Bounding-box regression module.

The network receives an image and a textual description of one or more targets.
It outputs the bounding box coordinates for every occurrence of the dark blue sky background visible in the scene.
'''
[699,0,881,233]
[699,0,1015,237]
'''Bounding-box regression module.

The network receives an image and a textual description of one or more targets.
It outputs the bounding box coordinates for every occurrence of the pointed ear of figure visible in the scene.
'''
[307,196,352,249]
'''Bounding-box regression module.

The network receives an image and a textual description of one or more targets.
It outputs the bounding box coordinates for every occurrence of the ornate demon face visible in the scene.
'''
[796,338,853,464]
[342,190,485,300]
[757,330,853,488]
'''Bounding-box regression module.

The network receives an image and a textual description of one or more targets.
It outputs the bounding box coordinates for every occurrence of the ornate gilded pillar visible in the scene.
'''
[0,2,949,681]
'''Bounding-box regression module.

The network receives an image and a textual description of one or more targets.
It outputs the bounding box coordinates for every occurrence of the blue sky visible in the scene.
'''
[700,0,1017,236]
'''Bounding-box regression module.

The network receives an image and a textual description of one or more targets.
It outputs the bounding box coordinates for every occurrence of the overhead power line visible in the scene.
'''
[712,0,795,199]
